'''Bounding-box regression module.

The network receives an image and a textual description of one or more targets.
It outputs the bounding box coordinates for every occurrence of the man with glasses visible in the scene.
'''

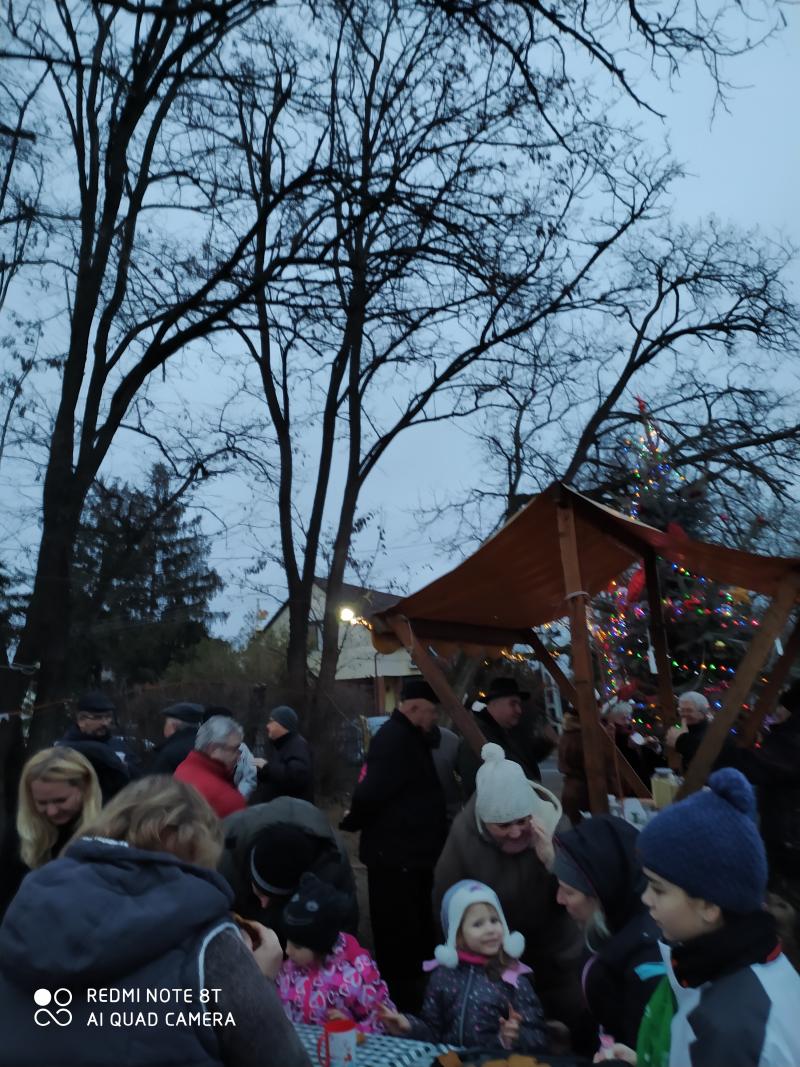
[174,714,246,818]
[56,691,140,801]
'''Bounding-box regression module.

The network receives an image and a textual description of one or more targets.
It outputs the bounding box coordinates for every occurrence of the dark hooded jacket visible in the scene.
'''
[729,712,800,871]
[56,725,139,801]
[218,798,358,936]
[553,815,664,1048]
[0,837,234,1066]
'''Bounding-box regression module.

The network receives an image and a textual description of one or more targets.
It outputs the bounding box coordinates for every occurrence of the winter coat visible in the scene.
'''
[457,707,551,796]
[673,721,708,775]
[0,837,233,1067]
[433,796,584,1028]
[56,725,138,801]
[277,932,394,1033]
[731,714,800,869]
[219,799,359,932]
[658,939,800,1067]
[558,713,592,825]
[406,957,548,1053]
[554,814,664,1048]
[253,731,314,804]
[148,724,197,775]
[340,710,447,870]
[175,749,246,819]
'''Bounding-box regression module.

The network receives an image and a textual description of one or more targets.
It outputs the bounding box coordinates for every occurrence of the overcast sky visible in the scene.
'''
[2,9,797,642]
[199,15,800,637]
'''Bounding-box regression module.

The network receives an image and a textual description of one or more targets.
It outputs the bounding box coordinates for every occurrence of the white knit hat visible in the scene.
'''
[474,742,562,832]
[435,879,524,968]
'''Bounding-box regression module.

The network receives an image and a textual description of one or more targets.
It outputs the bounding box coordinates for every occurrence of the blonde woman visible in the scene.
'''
[18,746,101,865]
[0,776,311,1067]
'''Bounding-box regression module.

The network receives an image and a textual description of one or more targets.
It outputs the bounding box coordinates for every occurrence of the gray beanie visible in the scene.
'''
[270,705,299,733]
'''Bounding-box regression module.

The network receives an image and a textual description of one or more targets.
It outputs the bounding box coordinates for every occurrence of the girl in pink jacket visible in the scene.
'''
[276,873,395,1033]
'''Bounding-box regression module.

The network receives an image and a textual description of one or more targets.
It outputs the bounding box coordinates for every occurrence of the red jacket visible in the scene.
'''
[174,750,246,819]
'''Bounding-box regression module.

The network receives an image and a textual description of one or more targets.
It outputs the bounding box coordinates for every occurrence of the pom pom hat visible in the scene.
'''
[639,768,767,915]
[475,743,561,832]
[435,879,525,968]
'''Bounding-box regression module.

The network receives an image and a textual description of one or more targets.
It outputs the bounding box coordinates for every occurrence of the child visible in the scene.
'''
[602,768,800,1067]
[276,873,395,1033]
[380,880,549,1053]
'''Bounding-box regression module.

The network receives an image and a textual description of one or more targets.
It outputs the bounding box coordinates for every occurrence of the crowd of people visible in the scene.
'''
[0,674,798,1067]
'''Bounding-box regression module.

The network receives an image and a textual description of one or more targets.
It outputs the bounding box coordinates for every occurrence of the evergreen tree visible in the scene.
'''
[590,402,769,733]
[69,465,223,687]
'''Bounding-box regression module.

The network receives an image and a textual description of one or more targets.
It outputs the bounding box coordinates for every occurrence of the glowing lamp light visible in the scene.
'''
[339,607,356,623]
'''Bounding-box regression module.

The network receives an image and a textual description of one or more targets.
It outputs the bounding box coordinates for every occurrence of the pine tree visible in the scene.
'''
[589,402,768,734]
[69,465,223,687]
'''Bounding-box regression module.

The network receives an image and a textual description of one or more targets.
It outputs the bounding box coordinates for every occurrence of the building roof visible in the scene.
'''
[315,578,400,616]
[370,482,800,652]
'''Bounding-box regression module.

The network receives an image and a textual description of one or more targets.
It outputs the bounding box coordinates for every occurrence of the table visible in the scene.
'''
[295,1022,452,1067]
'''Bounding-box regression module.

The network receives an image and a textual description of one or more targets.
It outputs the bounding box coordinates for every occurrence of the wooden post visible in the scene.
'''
[557,502,608,814]
[385,615,487,756]
[678,574,800,799]
[526,628,650,799]
[738,612,800,748]
[643,551,676,728]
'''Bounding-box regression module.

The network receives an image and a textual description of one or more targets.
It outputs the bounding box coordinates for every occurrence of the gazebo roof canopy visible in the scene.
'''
[371,483,800,652]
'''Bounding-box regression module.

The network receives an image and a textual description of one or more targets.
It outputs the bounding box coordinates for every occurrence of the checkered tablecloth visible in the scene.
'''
[294,1023,452,1067]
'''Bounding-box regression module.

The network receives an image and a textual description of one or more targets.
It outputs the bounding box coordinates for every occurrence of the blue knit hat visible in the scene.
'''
[269,705,298,733]
[639,768,767,914]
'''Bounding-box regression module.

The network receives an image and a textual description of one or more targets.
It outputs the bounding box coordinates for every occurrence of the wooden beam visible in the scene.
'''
[643,550,676,729]
[402,618,528,648]
[738,612,800,748]
[557,501,608,814]
[677,573,800,798]
[524,629,578,704]
[385,615,487,756]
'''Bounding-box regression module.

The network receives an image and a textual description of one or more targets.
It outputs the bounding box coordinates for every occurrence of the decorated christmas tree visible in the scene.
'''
[589,400,769,735]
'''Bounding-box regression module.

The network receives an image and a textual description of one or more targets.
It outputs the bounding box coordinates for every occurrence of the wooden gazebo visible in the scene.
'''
[369,483,800,811]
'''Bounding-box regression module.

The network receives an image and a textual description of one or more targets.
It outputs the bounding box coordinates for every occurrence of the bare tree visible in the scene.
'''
[219,0,696,729]
[445,222,799,546]
[0,0,326,706]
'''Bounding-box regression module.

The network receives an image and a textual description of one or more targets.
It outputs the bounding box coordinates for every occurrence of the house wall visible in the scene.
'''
[259,584,419,690]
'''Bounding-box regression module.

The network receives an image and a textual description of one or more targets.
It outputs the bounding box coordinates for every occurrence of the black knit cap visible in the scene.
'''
[283,873,350,955]
[249,825,318,896]
[400,678,438,704]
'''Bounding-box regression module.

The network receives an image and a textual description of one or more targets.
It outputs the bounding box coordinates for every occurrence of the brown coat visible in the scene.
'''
[433,795,587,1036]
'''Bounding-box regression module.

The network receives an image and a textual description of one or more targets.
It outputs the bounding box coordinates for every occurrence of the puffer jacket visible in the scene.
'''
[0,837,234,1067]
[406,956,548,1053]
[219,798,358,932]
[658,939,800,1067]
[277,932,394,1033]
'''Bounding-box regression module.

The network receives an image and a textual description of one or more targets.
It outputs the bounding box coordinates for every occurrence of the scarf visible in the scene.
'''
[670,910,779,989]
